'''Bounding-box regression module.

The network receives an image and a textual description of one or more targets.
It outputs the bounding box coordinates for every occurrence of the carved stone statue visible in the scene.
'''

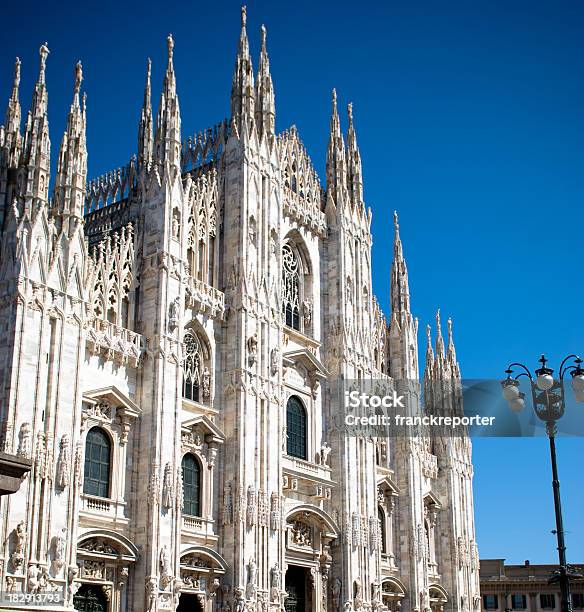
[234,587,246,612]
[270,562,281,601]
[168,297,180,332]
[173,578,183,608]
[56,434,70,489]
[119,566,129,590]
[51,528,67,576]
[319,441,332,466]
[67,565,80,604]
[16,521,26,554]
[353,578,363,609]
[172,209,180,239]
[28,564,41,593]
[302,299,312,326]
[203,367,211,398]
[247,334,258,366]
[17,422,31,458]
[270,347,280,376]
[159,545,172,590]
[11,520,26,573]
[162,463,174,509]
[248,216,257,245]
[246,557,257,598]
[371,582,381,609]
[332,578,342,612]
[270,492,281,531]
[291,520,312,547]
[146,576,158,612]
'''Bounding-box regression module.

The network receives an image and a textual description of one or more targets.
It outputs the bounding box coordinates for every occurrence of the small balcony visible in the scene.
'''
[185,277,225,319]
[282,455,335,499]
[80,494,128,526]
[181,515,217,544]
[85,318,144,368]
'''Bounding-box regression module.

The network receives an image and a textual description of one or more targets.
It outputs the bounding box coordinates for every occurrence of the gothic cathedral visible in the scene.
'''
[0,8,480,612]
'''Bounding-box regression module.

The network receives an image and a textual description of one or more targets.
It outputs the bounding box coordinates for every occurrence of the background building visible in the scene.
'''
[480,559,584,612]
[0,7,479,612]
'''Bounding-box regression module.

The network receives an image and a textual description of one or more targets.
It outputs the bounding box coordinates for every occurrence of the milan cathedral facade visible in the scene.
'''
[0,8,480,612]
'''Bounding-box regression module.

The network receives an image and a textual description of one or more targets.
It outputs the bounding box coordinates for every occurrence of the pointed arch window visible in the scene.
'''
[378,506,387,554]
[83,427,111,498]
[121,297,130,328]
[182,453,201,517]
[282,243,301,330]
[183,330,202,402]
[286,396,307,460]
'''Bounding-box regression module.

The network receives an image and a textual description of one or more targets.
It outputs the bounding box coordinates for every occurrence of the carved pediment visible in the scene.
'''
[377,475,401,496]
[82,386,141,443]
[283,349,328,379]
[283,349,328,396]
[78,537,119,556]
[181,415,225,447]
[424,490,441,510]
[77,530,139,562]
[180,547,228,576]
[83,386,141,419]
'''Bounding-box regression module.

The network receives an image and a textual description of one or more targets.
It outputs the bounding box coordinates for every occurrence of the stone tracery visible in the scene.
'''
[86,223,134,328]
[186,170,218,287]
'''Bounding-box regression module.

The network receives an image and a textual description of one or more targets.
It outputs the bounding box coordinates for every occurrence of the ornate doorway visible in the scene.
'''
[73,584,108,611]
[177,593,205,612]
[285,566,308,612]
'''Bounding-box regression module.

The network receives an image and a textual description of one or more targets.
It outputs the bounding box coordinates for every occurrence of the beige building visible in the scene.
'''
[0,7,479,612]
[480,559,584,612]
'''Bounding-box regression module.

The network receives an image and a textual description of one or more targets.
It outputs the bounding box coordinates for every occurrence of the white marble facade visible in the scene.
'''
[0,8,480,612]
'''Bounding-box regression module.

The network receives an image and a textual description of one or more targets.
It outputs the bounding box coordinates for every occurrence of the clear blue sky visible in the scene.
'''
[1,0,582,564]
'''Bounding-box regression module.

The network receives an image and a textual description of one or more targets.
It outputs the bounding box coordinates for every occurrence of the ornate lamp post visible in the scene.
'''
[500,354,584,612]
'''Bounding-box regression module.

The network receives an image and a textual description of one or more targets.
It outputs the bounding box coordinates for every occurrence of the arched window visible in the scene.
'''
[187,247,196,278]
[208,237,215,285]
[182,454,201,517]
[286,396,307,459]
[378,506,387,554]
[198,239,205,281]
[282,244,301,330]
[84,427,111,498]
[121,297,130,328]
[183,330,202,402]
[107,307,116,324]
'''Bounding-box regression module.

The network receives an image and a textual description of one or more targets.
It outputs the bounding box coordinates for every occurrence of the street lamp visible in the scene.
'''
[500,354,584,612]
